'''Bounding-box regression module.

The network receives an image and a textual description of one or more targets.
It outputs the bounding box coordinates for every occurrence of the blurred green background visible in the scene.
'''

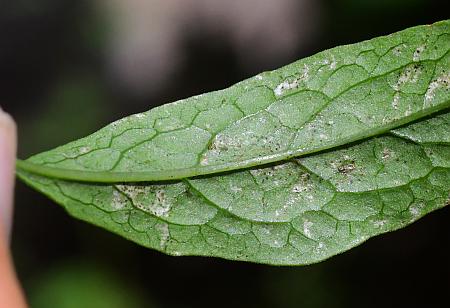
[1,1,449,307]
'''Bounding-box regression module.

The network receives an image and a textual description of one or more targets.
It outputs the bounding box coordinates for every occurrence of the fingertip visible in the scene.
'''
[0,106,17,241]
[0,106,17,138]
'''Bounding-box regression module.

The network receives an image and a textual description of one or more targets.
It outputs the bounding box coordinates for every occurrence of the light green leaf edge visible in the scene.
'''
[17,112,450,265]
[16,20,450,182]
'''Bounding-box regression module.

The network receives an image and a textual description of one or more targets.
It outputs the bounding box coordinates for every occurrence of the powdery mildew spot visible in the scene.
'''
[350,235,369,246]
[315,242,325,253]
[373,219,387,228]
[424,72,450,103]
[393,44,406,56]
[274,80,299,96]
[110,118,127,128]
[329,56,337,70]
[250,167,275,178]
[394,65,422,91]
[382,148,392,160]
[332,157,356,175]
[392,92,400,109]
[62,146,93,159]
[338,163,355,174]
[291,184,304,193]
[79,147,91,154]
[291,173,311,193]
[413,45,425,62]
[409,202,425,218]
[303,218,313,238]
[155,222,170,249]
[319,56,337,70]
[230,184,242,194]
[116,185,172,217]
[134,113,146,118]
[111,189,128,210]
[209,134,242,153]
[200,156,209,166]
[404,105,413,116]
[274,65,309,96]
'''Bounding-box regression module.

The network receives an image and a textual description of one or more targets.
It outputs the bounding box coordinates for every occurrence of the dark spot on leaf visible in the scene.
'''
[337,160,356,174]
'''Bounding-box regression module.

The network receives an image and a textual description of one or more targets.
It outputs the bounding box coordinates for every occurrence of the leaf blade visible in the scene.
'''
[18,20,450,182]
[17,112,450,265]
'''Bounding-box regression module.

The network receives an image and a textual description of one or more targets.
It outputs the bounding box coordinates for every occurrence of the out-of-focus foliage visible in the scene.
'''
[29,262,151,308]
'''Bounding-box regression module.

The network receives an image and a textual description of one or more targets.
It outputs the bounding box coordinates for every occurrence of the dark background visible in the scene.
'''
[1,0,449,307]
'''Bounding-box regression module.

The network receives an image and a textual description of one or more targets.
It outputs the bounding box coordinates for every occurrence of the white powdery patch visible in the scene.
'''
[155,222,170,249]
[409,202,425,218]
[394,65,422,91]
[305,194,314,201]
[199,156,209,166]
[373,220,387,228]
[116,185,173,217]
[409,206,420,216]
[284,195,298,210]
[329,56,337,70]
[62,146,92,159]
[413,45,425,62]
[303,219,314,238]
[291,173,312,193]
[393,44,406,56]
[133,113,147,119]
[230,184,243,194]
[392,92,400,109]
[258,224,286,248]
[404,105,413,116]
[208,134,244,154]
[318,56,337,70]
[250,167,275,178]
[260,225,272,235]
[111,190,128,210]
[154,190,170,217]
[315,242,325,253]
[79,146,91,154]
[274,80,299,96]
[382,148,392,160]
[292,183,306,193]
[351,235,369,246]
[110,118,127,128]
[424,72,450,103]
[319,133,328,140]
[274,65,309,96]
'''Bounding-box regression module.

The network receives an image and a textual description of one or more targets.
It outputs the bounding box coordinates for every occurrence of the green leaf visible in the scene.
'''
[17,20,450,181]
[17,21,450,265]
[17,112,450,265]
